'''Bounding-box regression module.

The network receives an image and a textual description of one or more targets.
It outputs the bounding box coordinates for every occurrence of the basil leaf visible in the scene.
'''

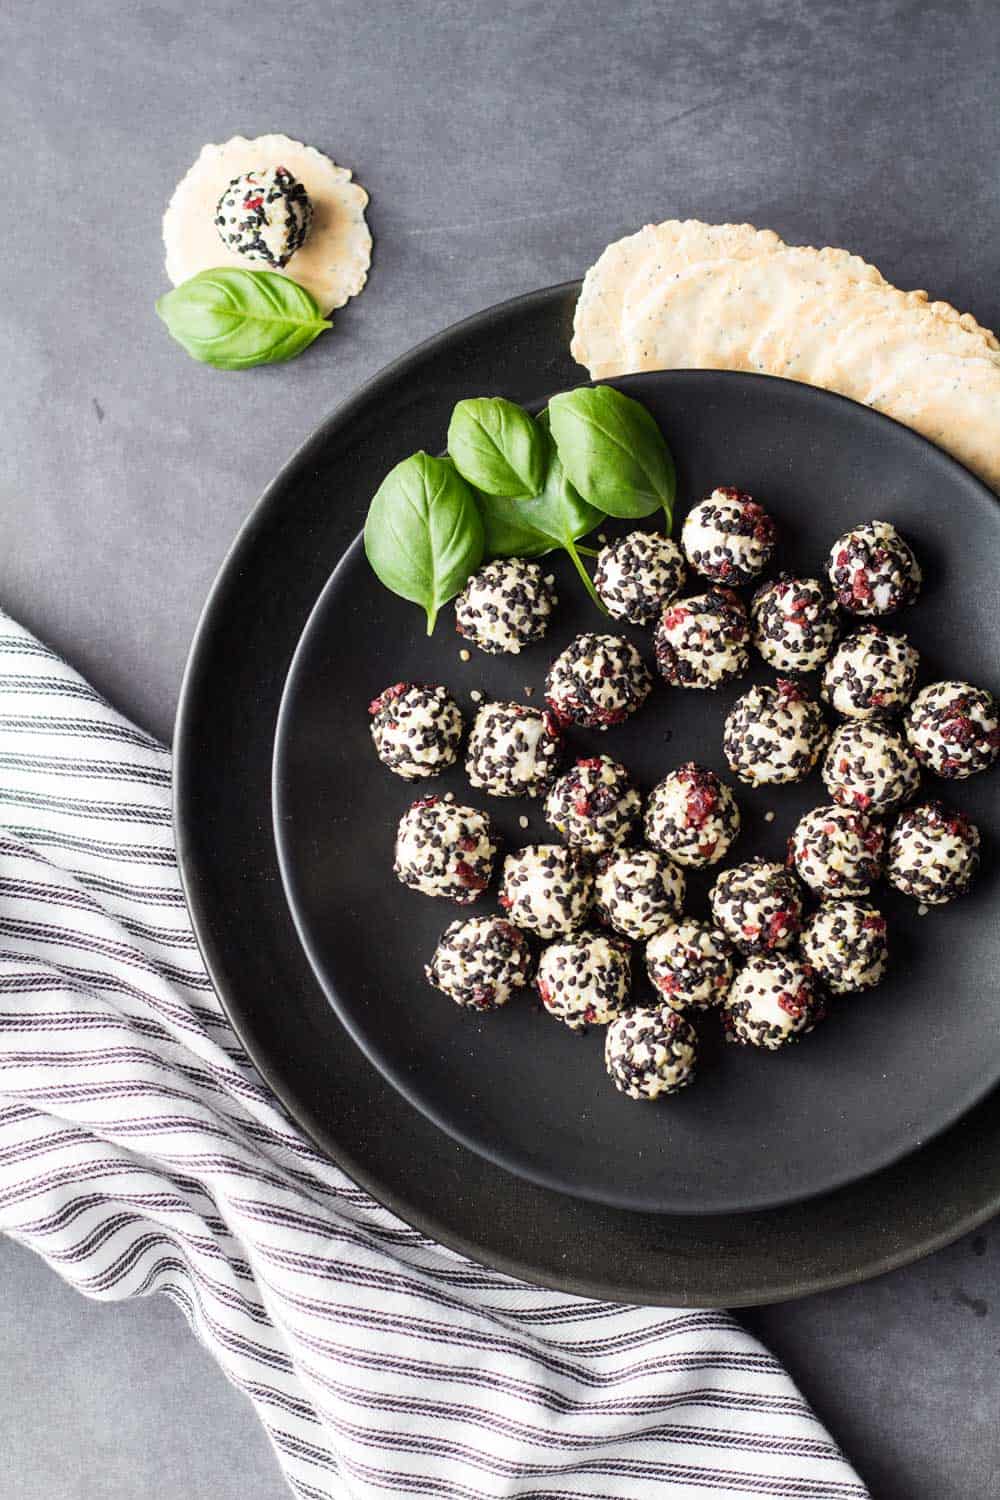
[448,398,547,497]
[548,385,676,525]
[364,452,484,635]
[155,267,331,369]
[477,438,606,611]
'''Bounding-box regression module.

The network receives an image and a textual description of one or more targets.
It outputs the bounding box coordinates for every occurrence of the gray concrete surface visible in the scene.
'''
[2,0,998,1495]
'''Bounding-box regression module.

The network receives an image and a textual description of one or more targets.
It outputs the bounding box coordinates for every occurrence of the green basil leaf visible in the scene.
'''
[448,397,547,497]
[477,437,606,611]
[155,267,331,370]
[364,452,484,634]
[548,384,676,524]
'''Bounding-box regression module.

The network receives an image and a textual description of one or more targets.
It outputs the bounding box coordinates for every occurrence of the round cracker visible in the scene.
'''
[163,134,371,315]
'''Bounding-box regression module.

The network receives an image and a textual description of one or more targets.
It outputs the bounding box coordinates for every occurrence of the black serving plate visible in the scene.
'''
[176,283,1000,1302]
[271,371,1000,1217]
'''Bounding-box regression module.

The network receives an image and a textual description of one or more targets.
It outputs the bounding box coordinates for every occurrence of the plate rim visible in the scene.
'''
[175,280,1000,1304]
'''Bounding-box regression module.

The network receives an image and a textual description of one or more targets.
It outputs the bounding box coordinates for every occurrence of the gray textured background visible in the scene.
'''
[2,0,999,1495]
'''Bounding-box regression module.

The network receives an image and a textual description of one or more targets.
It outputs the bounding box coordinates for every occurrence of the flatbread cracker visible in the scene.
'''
[574,225,1000,491]
[572,220,787,376]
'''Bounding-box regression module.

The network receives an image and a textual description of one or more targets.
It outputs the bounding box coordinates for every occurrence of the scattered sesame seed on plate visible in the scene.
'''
[470,689,483,702]
[917,904,929,916]
[524,685,534,696]
[459,649,471,661]
[519,815,529,829]
[764,810,775,823]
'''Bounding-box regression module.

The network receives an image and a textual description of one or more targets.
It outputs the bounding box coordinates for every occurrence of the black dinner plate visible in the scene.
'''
[175,282,1000,1303]
[271,371,1000,1216]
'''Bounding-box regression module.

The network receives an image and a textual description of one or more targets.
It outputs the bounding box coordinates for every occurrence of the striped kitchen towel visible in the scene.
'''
[0,612,868,1500]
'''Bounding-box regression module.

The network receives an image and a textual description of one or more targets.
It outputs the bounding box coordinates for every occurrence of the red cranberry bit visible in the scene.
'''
[457,835,478,852]
[455,860,486,890]
[243,194,264,210]
[582,1004,597,1024]
[863,915,886,933]
[369,682,408,716]
[776,678,806,703]
[470,986,494,1010]
[768,909,798,943]
[988,728,1000,749]
[742,922,760,939]
[578,757,604,769]
[498,894,513,910]
[573,797,591,816]
[537,978,552,1006]
[412,794,440,810]
[836,549,849,568]
[699,838,718,858]
[853,791,871,810]
[685,779,718,827]
[655,972,679,994]
[851,569,873,604]
[662,605,690,631]
[777,990,803,1017]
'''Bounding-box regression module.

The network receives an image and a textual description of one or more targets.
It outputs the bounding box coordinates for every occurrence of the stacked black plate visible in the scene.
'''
[175,284,1000,1306]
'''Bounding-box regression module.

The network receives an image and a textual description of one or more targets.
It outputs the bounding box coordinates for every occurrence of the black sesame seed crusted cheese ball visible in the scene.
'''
[454,558,557,655]
[788,804,885,898]
[594,531,686,625]
[536,929,631,1030]
[750,575,839,674]
[680,488,778,585]
[499,844,594,938]
[594,848,685,940]
[800,901,889,994]
[545,633,652,729]
[465,701,562,798]
[710,859,803,955]
[425,916,533,1010]
[723,680,828,786]
[369,682,463,781]
[886,801,980,905]
[904,681,1000,780]
[822,625,919,721]
[394,796,499,904]
[654,589,750,690]
[544,755,641,853]
[215,167,312,268]
[645,919,734,1009]
[826,521,921,616]
[723,954,826,1050]
[822,721,920,814]
[605,1007,698,1100]
[643,763,740,867]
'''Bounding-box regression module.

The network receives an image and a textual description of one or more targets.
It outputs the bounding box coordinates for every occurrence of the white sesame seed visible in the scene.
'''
[470,689,483,703]
[459,649,471,662]
[764,810,775,823]
[917,903,929,916]
[598,533,607,544]
[524,685,534,697]
[518,815,529,829]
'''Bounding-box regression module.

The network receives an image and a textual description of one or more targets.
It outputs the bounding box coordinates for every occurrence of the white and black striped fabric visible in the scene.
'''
[0,614,868,1499]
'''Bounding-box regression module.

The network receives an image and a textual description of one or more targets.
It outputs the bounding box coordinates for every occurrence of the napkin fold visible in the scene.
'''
[0,613,868,1499]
